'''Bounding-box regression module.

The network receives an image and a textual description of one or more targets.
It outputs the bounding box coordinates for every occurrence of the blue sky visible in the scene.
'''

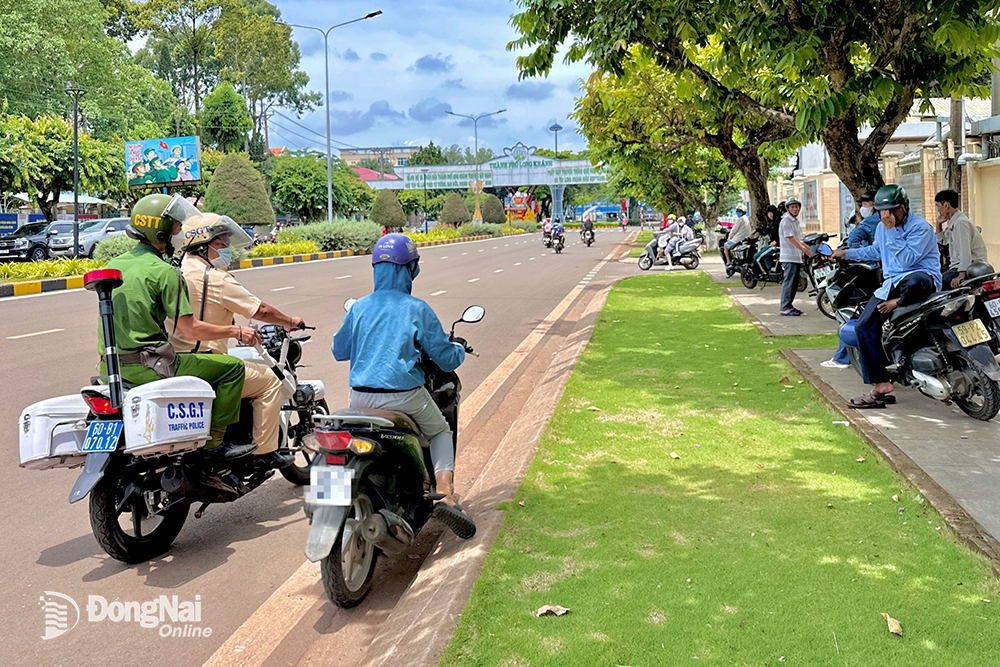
[267,0,593,158]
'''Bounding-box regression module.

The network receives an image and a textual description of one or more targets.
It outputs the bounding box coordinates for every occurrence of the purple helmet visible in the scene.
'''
[372,233,419,265]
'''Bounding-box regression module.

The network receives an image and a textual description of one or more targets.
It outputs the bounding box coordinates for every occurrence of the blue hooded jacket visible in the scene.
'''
[332,261,465,390]
[847,212,880,248]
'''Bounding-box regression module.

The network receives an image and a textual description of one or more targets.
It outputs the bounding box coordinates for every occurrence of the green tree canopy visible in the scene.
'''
[0,114,122,220]
[204,151,275,226]
[409,141,448,166]
[268,152,368,220]
[511,0,1000,196]
[369,190,406,231]
[481,193,507,224]
[397,190,424,216]
[200,81,253,151]
[439,193,472,226]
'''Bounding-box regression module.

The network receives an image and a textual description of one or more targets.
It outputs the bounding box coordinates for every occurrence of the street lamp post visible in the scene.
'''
[281,11,382,224]
[446,108,506,221]
[421,168,429,233]
[549,122,564,222]
[549,122,562,159]
[67,84,86,257]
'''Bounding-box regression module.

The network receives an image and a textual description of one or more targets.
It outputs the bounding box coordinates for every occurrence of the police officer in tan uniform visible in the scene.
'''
[171,213,305,470]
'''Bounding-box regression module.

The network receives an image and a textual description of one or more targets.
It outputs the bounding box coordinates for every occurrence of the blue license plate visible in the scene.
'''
[81,420,123,453]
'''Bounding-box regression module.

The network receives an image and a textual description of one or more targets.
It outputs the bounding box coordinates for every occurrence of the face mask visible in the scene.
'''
[211,246,232,270]
[860,205,874,217]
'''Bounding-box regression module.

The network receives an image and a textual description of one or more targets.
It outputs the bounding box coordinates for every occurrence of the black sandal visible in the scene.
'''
[848,392,888,409]
[433,502,477,539]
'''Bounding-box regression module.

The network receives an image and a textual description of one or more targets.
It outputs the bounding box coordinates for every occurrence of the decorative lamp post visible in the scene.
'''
[549,122,562,159]
[67,84,86,257]
[446,108,506,221]
[549,122,564,222]
[280,11,383,223]
[421,168,429,233]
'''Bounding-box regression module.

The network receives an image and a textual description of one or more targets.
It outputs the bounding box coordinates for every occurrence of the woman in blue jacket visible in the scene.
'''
[332,234,475,537]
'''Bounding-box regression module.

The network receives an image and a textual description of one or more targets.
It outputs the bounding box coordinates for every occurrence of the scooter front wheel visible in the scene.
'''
[817,292,836,320]
[740,269,758,289]
[321,489,380,608]
[638,254,653,271]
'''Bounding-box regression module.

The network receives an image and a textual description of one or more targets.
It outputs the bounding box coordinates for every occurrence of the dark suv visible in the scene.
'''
[0,221,55,262]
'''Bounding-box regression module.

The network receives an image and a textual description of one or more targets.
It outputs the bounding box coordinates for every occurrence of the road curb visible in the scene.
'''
[0,232,530,299]
[782,347,1000,576]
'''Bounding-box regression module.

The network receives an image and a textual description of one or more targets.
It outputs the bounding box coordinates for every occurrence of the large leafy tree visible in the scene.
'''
[0,114,122,220]
[269,151,368,220]
[409,141,448,166]
[511,0,1000,197]
[200,81,253,151]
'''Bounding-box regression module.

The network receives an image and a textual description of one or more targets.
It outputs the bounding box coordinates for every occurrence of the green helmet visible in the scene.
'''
[874,184,909,211]
[128,194,202,250]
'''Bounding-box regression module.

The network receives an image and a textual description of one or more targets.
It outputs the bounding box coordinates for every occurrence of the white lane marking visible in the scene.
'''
[462,252,468,256]
[468,278,480,283]
[270,286,295,292]
[6,328,64,340]
[431,290,447,296]
[514,262,521,266]
[529,257,536,261]
[504,244,509,247]
[440,256,448,259]
[494,269,503,273]
[335,275,352,280]
[478,249,484,252]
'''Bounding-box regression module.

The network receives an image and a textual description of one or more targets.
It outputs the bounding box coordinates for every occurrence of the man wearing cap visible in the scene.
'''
[778,197,815,316]
[847,191,880,248]
[832,185,941,408]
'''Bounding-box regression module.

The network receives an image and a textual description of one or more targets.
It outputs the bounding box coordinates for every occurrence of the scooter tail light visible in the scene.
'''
[325,455,347,465]
[82,393,118,415]
[314,430,353,452]
[981,279,1000,293]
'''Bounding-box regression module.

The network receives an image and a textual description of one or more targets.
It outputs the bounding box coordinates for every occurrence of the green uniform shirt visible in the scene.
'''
[101,243,193,353]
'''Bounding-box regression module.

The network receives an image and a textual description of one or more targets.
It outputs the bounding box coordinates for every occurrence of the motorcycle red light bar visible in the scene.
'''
[83,393,118,415]
[83,268,123,291]
[325,455,347,465]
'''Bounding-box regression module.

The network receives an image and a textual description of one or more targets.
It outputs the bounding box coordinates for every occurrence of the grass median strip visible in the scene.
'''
[443,272,1000,666]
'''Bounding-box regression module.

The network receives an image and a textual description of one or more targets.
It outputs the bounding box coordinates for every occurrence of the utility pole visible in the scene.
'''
[67,84,86,258]
[446,108,506,221]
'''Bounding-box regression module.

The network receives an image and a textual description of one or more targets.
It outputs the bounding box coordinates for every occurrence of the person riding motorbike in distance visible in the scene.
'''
[581,217,595,242]
[170,212,307,470]
[723,207,752,267]
[103,194,261,458]
[551,218,565,245]
[332,234,476,538]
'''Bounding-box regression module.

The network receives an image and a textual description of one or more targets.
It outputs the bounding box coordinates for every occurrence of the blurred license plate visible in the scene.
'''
[814,266,833,281]
[953,320,992,348]
[986,299,1000,318]
[306,466,354,506]
[81,420,122,453]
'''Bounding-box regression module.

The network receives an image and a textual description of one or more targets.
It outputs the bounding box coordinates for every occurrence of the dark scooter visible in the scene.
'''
[304,304,483,608]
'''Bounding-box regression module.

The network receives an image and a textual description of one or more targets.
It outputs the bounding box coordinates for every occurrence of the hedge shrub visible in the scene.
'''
[458,222,503,238]
[93,234,138,261]
[481,193,506,224]
[509,220,538,232]
[281,220,382,253]
[0,258,106,283]
[439,194,472,226]
[501,225,528,235]
[406,227,462,244]
[204,153,276,227]
[249,241,320,257]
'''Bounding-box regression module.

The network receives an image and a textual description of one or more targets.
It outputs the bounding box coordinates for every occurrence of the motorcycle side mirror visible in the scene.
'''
[461,305,485,324]
[344,298,357,312]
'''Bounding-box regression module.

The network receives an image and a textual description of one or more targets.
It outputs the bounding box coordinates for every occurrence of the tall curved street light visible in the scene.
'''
[445,108,506,178]
[280,11,383,223]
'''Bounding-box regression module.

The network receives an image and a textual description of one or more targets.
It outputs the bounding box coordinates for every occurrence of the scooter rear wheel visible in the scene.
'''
[740,269,758,289]
[817,291,836,320]
[954,356,1000,421]
[682,255,700,270]
[321,489,380,608]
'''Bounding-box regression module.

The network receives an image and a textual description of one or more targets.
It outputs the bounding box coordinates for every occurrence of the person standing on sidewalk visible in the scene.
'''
[779,197,814,316]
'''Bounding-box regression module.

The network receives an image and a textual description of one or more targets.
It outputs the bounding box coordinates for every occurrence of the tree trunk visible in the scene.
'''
[947,96,963,194]
[35,193,57,221]
[822,115,885,199]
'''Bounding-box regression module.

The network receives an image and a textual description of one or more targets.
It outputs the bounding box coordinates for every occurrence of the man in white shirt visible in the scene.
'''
[779,197,814,316]
[935,189,988,288]
[723,207,752,266]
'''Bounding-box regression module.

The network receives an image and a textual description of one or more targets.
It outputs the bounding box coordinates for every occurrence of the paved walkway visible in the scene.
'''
[700,253,838,336]
[789,347,1000,564]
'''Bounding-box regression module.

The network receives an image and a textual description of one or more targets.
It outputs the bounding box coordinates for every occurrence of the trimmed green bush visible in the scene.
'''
[249,240,320,257]
[93,234,138,261]
[501,225,528,235]
[439,193,472,226]
[0,258,106,283]
[481,193,506,224]
[458,222,503,238]
[276,220,382,253]
[509,220,538,232]
[204,153,277,228]
[370,190,406,230]
[406,227,462,244]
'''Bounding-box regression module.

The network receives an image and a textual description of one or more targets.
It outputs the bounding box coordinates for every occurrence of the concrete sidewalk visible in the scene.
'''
[700,253,838,336]
[787,347,1000,568]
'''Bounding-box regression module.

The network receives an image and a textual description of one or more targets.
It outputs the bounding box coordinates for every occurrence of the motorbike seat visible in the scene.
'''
[324,408,427,441]
[803,232,830,245]
[888,292,953,324]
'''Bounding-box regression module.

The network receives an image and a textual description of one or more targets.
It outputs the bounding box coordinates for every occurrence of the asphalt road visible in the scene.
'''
[0,230,628,666]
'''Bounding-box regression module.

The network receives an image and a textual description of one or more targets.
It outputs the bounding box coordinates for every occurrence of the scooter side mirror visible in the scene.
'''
[461,305,485,324]
[344,298,357,312]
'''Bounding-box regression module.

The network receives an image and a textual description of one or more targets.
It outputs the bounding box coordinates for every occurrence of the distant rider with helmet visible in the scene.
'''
[170,212,307,470]
[332,234,476,538]
[102,194,260,457]
[832,185,941,409]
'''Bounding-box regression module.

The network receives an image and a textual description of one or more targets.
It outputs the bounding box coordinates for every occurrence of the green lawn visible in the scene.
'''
[636,230,654,244]
[443,272,1000,666]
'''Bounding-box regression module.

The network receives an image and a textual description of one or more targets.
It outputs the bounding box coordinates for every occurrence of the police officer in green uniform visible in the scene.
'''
[102,193,261,456]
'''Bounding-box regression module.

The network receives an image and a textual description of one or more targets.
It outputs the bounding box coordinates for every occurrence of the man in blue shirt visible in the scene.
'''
[847,191,879,248]
[333,234,475,537]
[832,185,941,408]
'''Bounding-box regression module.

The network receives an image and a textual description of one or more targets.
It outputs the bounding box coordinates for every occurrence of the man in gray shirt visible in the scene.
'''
[778,197,815,316]
[935,189,988,288]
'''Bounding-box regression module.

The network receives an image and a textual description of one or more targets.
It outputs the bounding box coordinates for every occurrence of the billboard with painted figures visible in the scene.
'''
[125,136,201,187]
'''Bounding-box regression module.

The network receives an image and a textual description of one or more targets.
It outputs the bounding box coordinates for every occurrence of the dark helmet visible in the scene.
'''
[372,233,419,266]
[966,261,995,281]
[860,190,878,204]
[874,184,909,211]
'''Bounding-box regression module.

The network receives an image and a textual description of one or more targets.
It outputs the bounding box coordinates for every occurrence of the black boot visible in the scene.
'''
[253,450,295,470]
[201,442,257,462]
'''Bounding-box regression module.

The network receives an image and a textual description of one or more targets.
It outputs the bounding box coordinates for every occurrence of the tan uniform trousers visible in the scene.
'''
[242,359,283,454]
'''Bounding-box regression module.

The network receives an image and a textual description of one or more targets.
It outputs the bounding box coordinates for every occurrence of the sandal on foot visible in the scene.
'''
[433,502,477,539]
[848,392,888,409]
[780,310,802,317]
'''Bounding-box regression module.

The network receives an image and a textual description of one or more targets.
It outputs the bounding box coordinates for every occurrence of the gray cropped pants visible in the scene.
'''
[349,387,455,473]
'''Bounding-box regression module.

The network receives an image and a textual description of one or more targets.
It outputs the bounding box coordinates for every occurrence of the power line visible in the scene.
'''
[272,111,361,149]
[268,120,339,152]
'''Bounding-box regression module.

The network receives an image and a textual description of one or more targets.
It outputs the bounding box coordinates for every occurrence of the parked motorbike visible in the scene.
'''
[843,289,1000,420]
[820,258,883,321]
[583,228,595,247]
[801,233,836,299]
[17,269,326,563]
[304,302,483,608]
[637,233,701,271]
[738,243,807,291]
[960,267,1000,354]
